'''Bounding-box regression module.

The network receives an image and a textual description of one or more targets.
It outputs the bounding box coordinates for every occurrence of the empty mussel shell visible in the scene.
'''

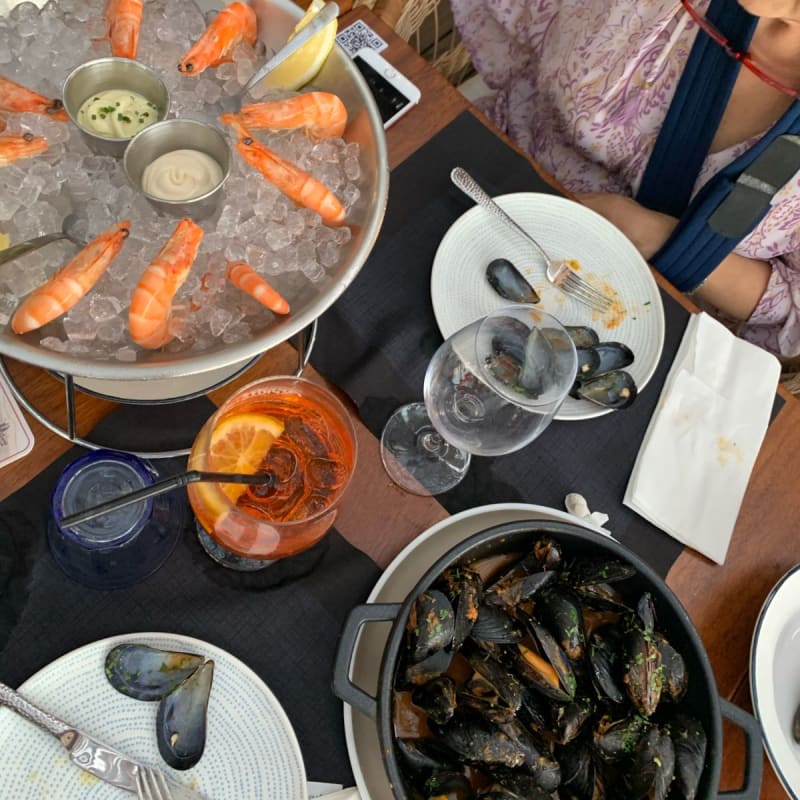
[594,342,635,374]
[575,370,637,409]
[156,660,214,770]
[565,325,600,348]
[105,644,205,701]
[486,258,540,304]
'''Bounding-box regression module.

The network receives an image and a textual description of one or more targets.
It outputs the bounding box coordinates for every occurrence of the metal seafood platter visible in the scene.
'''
[1,0,389,401]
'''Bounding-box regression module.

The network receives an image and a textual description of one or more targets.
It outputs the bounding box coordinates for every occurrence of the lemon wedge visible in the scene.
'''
[261,0,338,92]
[204,411,284,504]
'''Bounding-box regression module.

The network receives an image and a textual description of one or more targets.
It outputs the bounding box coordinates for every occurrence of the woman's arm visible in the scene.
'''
[576,192,772,320]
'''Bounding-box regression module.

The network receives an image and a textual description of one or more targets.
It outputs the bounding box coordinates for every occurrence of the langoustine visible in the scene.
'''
[220,92,347,140]
[11,221,130,334]
[0,132,48,167]
[128,218,204,349]
[177,1,257,76]
[225,119,345,226]
[0,76,69,121]
[103,0,144,59]
[227,261,290,315]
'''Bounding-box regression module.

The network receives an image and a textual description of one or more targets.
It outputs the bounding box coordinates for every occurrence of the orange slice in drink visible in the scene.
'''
[207,412,285,503]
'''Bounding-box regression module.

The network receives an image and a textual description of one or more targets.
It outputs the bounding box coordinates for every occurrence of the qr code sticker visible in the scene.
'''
[336,20,388,57]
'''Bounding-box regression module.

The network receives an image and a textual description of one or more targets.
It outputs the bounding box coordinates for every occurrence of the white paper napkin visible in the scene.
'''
[623,312,781,564]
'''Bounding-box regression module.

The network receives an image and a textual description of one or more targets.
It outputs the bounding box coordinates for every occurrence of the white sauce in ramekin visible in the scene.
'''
[141,149,223,201]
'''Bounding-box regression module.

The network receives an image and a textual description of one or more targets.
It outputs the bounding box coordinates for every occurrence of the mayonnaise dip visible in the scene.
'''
[77,89,158,138]
[141,149,224,201]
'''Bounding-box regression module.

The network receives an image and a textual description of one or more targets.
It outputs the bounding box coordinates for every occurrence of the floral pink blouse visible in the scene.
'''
[451,0,800,358]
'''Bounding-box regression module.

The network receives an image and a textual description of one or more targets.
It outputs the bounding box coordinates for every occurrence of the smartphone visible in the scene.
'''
[352,48,421,130]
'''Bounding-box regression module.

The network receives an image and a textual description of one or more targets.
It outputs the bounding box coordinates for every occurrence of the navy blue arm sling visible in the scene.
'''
[634,0,800,292]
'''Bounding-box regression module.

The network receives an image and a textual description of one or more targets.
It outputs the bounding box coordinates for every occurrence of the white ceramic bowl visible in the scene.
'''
[750,564,800,798]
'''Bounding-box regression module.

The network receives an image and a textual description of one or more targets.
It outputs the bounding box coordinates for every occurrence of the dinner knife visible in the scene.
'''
[0,681,206,799]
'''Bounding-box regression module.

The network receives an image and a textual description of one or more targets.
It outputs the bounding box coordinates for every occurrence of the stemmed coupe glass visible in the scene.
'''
[380,305,577,495]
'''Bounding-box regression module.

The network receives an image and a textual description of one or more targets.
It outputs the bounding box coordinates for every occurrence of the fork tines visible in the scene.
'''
[559,266,613,312]
[136,767,172,800]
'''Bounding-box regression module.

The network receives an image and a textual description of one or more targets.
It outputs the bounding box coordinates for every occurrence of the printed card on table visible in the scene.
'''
[0,370,34,469]
[336,20,388,57]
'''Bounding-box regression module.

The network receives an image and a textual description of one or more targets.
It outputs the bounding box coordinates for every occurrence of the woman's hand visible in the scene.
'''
[574,192,678,260]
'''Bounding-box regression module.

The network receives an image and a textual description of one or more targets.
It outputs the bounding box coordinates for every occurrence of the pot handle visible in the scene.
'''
[718,697,763,800]
[332,602,403,720]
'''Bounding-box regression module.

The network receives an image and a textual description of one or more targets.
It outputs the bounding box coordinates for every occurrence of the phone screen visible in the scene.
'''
[353,54,412,124]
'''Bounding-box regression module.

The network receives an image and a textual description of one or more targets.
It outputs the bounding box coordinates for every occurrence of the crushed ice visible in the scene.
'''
[0,0,364,360]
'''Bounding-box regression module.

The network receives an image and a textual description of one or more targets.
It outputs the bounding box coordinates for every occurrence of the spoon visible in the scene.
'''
[59,469,275,528]
[486,257,541,304]
[0,214,83,268]
[241,1,339,95]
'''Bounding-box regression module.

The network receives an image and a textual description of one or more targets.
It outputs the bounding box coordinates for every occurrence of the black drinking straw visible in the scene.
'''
[59,470,275,528]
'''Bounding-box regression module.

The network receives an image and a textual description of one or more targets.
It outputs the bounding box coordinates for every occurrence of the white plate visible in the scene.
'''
[430,193,665,421]
[342,502,608,800]
[0,632,308,800]
[750,565,800,799]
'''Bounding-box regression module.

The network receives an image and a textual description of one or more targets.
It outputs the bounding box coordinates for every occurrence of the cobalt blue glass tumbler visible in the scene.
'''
[47,449,187,590]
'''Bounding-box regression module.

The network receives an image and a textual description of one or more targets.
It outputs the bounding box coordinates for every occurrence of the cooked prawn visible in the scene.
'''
[0,76,69,121]
[220,92,347,139]
[227,261,290,315]
[0,132,48,167]
[226,120,345,226]
[11,221,130,335]
[128,218,204,349]
[103,0,143,59]
[177,1,257,75]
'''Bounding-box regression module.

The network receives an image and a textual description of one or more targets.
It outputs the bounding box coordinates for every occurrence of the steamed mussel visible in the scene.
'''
[391,534,707,800]
[105,643,214,771]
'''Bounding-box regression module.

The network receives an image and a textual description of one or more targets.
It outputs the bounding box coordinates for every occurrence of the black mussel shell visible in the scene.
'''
[572,558,637,586]
[587,628,626,705]
[592,714,649,763]
[404,647,453,686]
[565,325,600,349]
[430,710,528,769]
[575,369,637,409]
[396,738,457,774]
[527,619,577,699]
[156,660,214,770]
[671,714,707,800]
[407,590,455,662]
[627,725,675,800]
[464,647,524,714]
[412,676,457,725]
[439,567,483,650]
[623,626,663,716]
[575,347,601,381]
[656,632,688,702]
[105,644,204,701]
[486,258,540,304]
[470,604,524,644]
[594,341,634,374]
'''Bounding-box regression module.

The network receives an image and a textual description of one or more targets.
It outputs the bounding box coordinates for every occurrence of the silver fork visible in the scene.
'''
[450,167,613,312]
[135,766,174,800]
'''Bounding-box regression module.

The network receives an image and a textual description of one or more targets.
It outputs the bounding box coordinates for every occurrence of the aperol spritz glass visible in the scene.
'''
[187,375,357,571]
[380,305,577,495]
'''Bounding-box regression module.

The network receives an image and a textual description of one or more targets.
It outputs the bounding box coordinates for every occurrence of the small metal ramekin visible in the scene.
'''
[62,57,170,158]
[123,119,231,220]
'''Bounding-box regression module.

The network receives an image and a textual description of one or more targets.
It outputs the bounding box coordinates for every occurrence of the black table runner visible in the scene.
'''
[313,110,690,578]
[0,403,380,786]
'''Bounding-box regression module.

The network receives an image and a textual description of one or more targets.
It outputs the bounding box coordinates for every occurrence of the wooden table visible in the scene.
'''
[1,8,797,798]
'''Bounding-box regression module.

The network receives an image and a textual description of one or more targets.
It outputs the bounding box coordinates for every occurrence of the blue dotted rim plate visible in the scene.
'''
[0,631,308,800]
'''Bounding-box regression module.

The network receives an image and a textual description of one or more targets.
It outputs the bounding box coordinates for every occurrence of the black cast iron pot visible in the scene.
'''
[333,519,762,800]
